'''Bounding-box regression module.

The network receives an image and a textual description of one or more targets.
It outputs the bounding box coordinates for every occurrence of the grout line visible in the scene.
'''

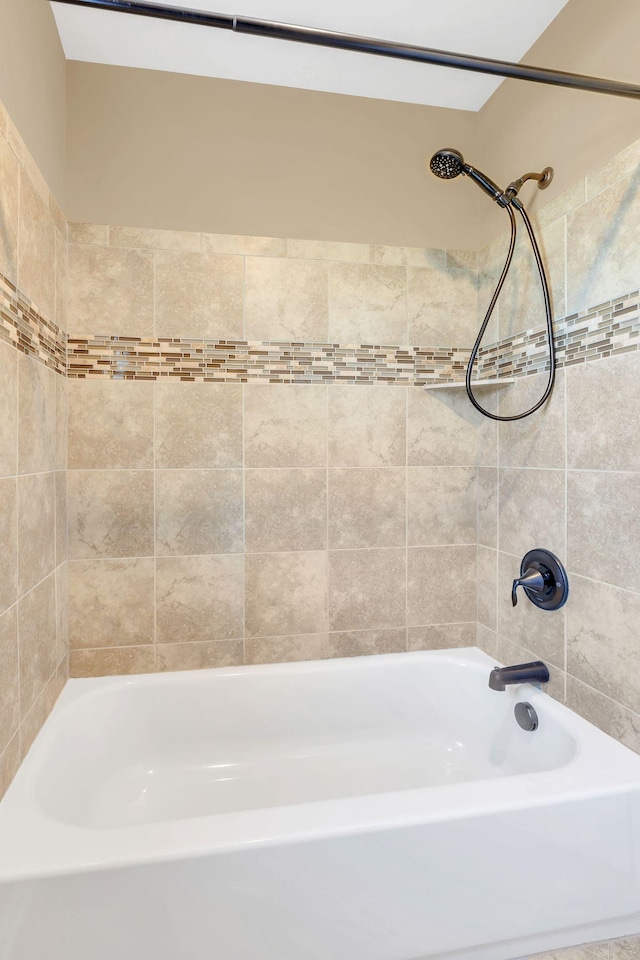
[563,366,568,702]
[63,463,490,473]
[325,383,330,637]
[67,543,480,561]
[405,386,409,651]
[15,168,21,292]
[241,384,246,663]
[70,621,477,652]
[152,379,157,672]
[14,346,20,757]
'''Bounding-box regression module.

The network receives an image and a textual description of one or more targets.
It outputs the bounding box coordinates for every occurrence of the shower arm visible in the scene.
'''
[503,168,554,203]
[52,0,640,100]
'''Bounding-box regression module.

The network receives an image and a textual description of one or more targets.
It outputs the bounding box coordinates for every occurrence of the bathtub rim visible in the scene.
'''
[1,646,640,883]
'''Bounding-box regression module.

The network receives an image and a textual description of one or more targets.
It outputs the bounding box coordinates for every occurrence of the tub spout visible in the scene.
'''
[489,661,550,691]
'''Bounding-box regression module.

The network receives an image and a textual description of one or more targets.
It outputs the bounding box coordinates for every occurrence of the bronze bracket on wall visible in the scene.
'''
[52,0,640,100]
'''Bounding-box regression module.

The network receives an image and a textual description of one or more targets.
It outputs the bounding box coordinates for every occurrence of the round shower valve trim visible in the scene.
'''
[511,548,569,611]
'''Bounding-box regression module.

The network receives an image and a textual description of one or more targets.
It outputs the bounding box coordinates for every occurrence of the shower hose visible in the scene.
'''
[466,198,556,422]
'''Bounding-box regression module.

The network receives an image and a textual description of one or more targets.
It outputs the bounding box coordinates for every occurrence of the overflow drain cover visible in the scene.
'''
[515,701,538,732]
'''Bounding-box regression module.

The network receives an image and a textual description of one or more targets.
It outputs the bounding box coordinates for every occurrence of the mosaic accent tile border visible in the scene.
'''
[477,290,640,381]
[0,273,66,376]
[67,289,640,385]
[66,337,471,384]
[3,264,639,386]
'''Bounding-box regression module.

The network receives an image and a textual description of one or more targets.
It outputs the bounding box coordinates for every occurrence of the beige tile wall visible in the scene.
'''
[481,142,640,960]
[67,223,479,345]
[66,379,484,676]
[0,102,68,801]
[476,142,640,765]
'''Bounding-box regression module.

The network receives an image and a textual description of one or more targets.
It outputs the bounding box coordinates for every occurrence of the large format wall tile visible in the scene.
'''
[244,384,327,468]
[408,466,476,545]
[55,228,68,333]
[324,628,406,659]
[477,467,497,549]
[70,646,155,678]
[407,545,476,625]
[328,467,406,549]
[55,471,67,567]
[245,468,327,553]
[0,341,17,478]
[18,574,57,716]
[55,375,67,471]
[329,385,405,467]
[328,548,406,632]
[68,379,154,469]
[0,608,18,756]
[68,244,154,336]
[156,555,244,644]
[568,471,640,592]
[497,215,566,337]
[408,622,476,651]
[156,640,244,672]
[288,239,368,263]
[0,134,18,284]
[109,226,201,252]
[245,257,329,341]
[17,472,55,597]
[155,469,243,557]
[407,264,477,345]
[329,262,407,344]
[155,381,242,469]
[499,468,565,559]
[18,172,55,320]
[567,575,640,713]
[567,351,640,471]
[567,169,640,313]
[68,558,155,649]
[18,355,56,474]
[155,251,243,338]
[477,545,497,631]
[245,551,328,638]
[567,674,640,758]
[204,233,287,257]
[20,663,66,760]
[407,390,481,466]
[245,634,327,665]
[67,470,154,559]
[498,371,565,469]
[0,478,16,614]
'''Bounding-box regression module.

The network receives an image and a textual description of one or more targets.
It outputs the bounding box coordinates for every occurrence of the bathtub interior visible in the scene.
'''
[32,651,577,830]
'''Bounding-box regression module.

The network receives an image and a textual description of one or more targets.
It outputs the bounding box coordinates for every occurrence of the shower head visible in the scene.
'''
[430,148,554,206]
[429,149,465,180]
[429,147,504,203]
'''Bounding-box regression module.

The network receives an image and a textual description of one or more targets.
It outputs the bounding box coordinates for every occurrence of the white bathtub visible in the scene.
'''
[1,647,640,960]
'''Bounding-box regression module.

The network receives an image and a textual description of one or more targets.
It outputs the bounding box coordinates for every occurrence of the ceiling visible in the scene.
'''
[51,0,571,111]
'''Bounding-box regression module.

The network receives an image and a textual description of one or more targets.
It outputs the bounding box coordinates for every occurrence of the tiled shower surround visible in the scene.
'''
[0,101,68,798]
[2,89,640,957]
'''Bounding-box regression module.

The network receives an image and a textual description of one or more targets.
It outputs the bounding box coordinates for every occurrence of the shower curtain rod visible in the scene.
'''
[53,0,640,100]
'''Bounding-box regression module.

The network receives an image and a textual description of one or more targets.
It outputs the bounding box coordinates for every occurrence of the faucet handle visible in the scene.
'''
[511,549,570,611]
[512,568,545,606]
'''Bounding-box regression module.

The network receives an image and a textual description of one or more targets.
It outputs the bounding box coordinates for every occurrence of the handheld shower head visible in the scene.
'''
[427,146,558,424]
[429,149,464,180]
[429,148,504,203]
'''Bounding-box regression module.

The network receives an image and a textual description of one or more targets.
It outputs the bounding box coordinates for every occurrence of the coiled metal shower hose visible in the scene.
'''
[465,198,556,422]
